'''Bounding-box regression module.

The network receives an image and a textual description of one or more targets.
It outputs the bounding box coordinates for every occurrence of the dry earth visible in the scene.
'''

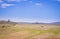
[0,24,60,39]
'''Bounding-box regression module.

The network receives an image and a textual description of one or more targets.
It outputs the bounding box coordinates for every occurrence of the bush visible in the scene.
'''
[2,26,5,28]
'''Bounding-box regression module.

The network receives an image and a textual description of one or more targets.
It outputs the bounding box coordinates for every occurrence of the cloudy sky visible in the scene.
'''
[0,0,60,23]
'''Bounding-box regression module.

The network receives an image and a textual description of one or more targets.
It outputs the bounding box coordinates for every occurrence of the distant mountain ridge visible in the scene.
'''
[16,22,60,25]
[0,20,16,24]
[0,20,60,24]
[51,22,60,24]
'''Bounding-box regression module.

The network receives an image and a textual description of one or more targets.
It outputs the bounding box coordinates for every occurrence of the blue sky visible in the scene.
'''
[0,0,60,23]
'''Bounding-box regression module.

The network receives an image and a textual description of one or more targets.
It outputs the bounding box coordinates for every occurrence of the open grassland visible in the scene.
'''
[0,24,60,39]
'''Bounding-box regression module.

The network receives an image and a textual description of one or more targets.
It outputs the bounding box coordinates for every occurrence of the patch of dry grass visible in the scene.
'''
[0,24,60,39]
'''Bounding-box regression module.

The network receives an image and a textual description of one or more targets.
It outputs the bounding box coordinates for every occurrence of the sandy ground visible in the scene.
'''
[4,31,29,39]
[3,32,60,39]
[32,33,54,39]
[0,24,60,39]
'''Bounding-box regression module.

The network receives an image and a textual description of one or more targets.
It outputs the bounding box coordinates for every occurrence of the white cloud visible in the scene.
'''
[1,3,14,8]
[7,0,22,2]
[29,1,33,3]
[0,0,3,3]
[57,0,60,1]
[35,3,42,6]
[7,0,27,2]
[23,0,27,1]
[54,0,60,2]
[7,0,28,2]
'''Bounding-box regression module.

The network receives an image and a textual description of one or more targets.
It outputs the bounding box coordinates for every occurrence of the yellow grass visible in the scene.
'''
[0,24,60,39]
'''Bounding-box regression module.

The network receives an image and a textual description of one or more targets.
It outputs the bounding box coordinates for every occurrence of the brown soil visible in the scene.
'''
[32,33,54,39]
[3,31,29,39]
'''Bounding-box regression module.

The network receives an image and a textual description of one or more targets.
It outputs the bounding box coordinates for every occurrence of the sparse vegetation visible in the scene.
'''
[0,23,60,39]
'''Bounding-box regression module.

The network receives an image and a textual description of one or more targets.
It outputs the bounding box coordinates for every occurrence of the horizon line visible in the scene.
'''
[0,19,60,23]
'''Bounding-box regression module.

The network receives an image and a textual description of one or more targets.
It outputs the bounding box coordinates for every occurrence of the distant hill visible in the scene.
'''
[0,20,60,25]
[16,21,60,24]
[51,22,60,24]
[0,20,17,24]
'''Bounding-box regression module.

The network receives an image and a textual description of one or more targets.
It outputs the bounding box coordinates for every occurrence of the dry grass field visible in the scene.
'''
[0,24,60,39]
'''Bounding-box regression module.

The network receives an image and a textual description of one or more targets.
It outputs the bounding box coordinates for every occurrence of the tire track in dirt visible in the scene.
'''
[32,33,54,39]
[3,31,30,39]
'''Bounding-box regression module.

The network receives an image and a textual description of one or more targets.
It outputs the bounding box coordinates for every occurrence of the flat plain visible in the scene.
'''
[0,23,60,39]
